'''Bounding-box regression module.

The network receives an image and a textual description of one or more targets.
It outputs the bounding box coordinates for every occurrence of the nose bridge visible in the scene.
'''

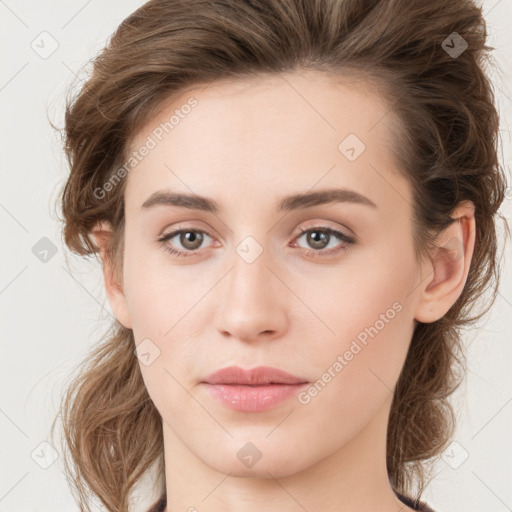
[214,232,286,339]
[227,234,273,308]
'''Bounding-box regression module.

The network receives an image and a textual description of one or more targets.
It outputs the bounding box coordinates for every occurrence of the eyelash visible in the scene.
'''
[157,226,355,259]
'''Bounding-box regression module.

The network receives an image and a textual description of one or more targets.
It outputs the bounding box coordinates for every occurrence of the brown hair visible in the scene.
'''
[50,0,509,510]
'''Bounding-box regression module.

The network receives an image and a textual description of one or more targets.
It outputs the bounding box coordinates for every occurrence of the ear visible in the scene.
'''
[414,201,476,323]
[91,221,132,329]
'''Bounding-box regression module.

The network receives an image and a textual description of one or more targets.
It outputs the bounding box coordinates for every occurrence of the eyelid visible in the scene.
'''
[292,221,356,243]
[158,222,353,244]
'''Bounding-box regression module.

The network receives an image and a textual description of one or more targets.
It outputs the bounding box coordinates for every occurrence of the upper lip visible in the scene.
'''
[202,365,308,385]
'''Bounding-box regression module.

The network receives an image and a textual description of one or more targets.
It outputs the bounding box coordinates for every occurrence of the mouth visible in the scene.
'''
[201,366,309,412]
[202,365,308,386]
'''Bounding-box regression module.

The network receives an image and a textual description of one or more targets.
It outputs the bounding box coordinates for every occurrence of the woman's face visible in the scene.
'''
[111,70,428,477]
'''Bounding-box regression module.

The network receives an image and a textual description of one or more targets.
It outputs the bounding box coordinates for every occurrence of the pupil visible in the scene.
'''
[309,230,327,248]
[183,231,202,249]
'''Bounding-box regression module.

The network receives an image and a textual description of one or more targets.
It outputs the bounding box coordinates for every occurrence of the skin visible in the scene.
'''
[92,70,475,512]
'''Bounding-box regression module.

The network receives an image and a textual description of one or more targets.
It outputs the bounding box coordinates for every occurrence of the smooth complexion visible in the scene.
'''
[93,70,475,512]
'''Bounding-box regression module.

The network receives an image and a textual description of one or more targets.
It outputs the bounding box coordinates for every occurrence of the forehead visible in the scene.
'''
[124,70,410,215]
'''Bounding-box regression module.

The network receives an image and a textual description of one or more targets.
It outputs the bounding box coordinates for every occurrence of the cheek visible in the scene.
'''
[122,249,209,396]
[295,242,416,403]
[295,288,413,447]
[123,244,199,337]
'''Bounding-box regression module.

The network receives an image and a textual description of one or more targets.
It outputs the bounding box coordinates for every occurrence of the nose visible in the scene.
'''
[213,242,288,343]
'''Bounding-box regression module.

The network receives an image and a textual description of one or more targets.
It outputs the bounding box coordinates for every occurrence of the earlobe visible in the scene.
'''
[91,221,132,329]
[414,201,476,324]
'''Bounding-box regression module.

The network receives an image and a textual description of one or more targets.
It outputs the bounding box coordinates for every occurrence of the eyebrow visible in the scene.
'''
[141,187,378,213]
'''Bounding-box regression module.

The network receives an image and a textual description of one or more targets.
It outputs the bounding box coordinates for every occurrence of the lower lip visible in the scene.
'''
[203,383,309,412]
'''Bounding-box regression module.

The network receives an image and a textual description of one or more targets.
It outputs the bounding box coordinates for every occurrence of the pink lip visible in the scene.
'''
[203,365,308,385]
[201,366,309,412]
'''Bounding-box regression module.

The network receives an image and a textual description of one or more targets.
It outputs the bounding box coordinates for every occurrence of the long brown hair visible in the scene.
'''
[50,0,508,510]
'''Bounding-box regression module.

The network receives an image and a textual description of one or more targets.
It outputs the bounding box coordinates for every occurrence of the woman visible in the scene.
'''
[51,0,508,511]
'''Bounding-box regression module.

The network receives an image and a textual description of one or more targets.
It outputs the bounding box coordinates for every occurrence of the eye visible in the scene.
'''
[157,225,355,259]
[291,227,355,258]
[157,228,214,258]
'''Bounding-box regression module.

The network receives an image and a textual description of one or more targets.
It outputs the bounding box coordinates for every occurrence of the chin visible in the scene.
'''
[196,438,313,479]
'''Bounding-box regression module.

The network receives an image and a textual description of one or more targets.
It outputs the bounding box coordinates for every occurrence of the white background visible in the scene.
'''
[1,1,511,511]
